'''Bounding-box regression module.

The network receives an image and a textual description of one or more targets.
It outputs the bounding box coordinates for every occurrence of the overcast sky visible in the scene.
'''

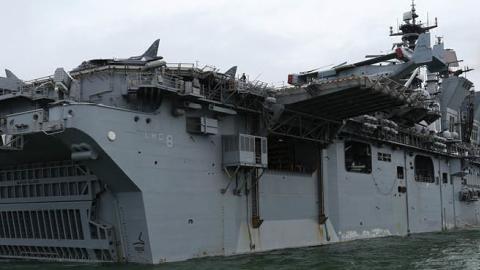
[0,0,479,86]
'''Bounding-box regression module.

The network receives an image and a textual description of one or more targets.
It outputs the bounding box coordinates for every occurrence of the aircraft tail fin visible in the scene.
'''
[412,33,432,64]
[225,66,237,78]
[5,69,19,80]
[129,39,160,61]
[141,39,160,59]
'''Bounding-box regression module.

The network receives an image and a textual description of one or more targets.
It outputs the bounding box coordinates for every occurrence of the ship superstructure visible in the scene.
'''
[0,2,478,263]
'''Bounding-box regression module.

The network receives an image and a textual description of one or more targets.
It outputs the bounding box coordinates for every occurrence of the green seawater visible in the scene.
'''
[2,229,480,270]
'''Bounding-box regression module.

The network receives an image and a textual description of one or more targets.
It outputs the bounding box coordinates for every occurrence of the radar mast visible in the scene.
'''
[389,0,438,49]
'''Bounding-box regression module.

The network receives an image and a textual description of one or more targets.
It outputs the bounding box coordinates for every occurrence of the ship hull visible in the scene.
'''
[0,103,478,264]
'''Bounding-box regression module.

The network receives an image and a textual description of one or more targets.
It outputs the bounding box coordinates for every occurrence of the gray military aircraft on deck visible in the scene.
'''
[72,39,163,71]
[288,32,448,87]
[0,69,23,91]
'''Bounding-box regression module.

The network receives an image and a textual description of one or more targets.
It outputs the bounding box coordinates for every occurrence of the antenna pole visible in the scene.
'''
[411,0,416,25]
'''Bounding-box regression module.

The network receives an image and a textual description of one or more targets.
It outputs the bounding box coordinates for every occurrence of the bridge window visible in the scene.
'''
[414,155,435,183]
[345,141,371,174]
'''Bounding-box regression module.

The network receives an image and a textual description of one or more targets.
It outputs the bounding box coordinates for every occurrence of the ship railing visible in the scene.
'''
[23,75,54,85]
[0,161,91,182]
[0,84,51,100]
[127,73,155,88]
[159,75,178,89]
[271,84,290,92]
[127,68,271,104]
[17,80,53,99]
[127,72,179,91]
[235,79,270,95]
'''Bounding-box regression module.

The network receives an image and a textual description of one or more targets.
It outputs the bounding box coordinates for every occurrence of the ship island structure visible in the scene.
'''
[0,3,479,264]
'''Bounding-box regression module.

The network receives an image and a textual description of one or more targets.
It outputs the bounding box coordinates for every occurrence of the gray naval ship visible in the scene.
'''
[0,2,478,264]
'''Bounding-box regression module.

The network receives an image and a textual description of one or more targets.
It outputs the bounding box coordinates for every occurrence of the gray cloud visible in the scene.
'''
[0,0,478,86]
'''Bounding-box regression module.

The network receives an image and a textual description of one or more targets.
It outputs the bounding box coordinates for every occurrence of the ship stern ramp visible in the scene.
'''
[0,104,154,263]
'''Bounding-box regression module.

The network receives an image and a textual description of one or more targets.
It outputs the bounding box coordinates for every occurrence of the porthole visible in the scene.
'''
[107,131,116,141]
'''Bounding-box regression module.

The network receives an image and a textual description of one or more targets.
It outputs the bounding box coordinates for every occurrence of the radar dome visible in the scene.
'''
[442,131,452,140]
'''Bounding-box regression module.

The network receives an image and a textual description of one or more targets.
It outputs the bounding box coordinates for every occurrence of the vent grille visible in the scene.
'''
[0,209,84,240]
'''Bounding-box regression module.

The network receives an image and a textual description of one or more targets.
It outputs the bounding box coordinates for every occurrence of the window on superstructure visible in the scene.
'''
[414,155,435,183]
[345,141,372,174]
[472,125,479,144]
[377,152,392,162]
